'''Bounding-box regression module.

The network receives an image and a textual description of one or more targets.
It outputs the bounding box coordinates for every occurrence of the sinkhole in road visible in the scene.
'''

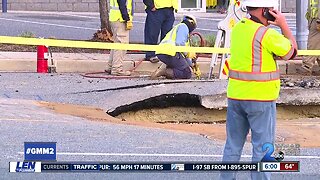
[111,94,320,124]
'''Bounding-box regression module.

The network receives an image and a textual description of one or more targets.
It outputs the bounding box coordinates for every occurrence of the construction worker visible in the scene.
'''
[206,0,217,9]
[150,15,197,80]
[143,0,178,63]
[221,0,297,180]
[297,0,320,75]
[105,0,133,76]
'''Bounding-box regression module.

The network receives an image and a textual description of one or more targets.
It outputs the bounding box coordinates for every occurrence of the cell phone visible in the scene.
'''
[263,8,276,22]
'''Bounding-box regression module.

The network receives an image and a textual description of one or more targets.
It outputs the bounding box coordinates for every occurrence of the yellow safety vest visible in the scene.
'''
[307,0,319,20]
[155,23,190,56]
[154,0,178,9]
[227,18,294,101]
[109,0,133,22]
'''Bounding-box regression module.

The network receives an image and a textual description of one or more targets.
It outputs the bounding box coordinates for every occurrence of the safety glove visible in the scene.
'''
[126,21,133,30]
[191,57,201,79]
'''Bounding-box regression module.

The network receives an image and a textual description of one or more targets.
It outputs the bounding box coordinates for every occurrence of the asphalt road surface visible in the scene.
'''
[0,73,319,180]
[0,11,310,180]
[0,11,296,43]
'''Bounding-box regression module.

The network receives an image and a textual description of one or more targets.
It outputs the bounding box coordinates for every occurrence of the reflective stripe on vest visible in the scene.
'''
[229,70,280,81]
[222,59,229,76]
[229,26,280,81]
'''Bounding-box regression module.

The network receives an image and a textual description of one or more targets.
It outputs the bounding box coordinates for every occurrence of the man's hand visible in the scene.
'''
[268,10,288,29]
[151,7,156,11]
[126,21,133,30]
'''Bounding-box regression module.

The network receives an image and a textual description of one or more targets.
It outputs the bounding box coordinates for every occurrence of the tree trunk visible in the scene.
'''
[99,0,111,31]
[95,0,113,42]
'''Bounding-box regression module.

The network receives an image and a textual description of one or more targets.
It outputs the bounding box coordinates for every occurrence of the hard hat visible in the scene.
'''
[243,0,277,8]
[182,15,197,29]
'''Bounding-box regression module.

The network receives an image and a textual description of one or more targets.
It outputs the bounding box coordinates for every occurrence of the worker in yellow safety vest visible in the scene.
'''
[105,0,133,76]
[143,0,178,63]
[150,15,198,79]
[297,0,320,75]
[221,0,297,180]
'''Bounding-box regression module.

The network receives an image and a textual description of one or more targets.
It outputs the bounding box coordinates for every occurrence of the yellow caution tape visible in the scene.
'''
[0,36,229,54]
[0,36,320,55]
[297,50,320,56]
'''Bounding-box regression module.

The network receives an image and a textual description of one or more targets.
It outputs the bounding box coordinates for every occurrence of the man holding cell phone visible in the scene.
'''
[220,0,297,180]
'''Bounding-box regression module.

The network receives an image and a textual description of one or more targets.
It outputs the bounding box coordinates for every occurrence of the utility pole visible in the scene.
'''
[2,0,7,13]
[296,0,308,49]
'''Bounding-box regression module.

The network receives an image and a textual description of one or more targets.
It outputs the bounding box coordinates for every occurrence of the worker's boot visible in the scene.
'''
[150,63,167,80]
[149,56,160,63]
[296,64,312,76]
[111,51,131,76]
[164,68,174,79]
[111,68,131,76]
[105,67,112,74]
[111,64,131,76]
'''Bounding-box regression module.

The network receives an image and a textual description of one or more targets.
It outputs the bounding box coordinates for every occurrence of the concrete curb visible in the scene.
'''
[201,88,320,109]
[0,55,304,75]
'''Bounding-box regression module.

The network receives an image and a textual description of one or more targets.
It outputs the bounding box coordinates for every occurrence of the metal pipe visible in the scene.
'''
[2,0,7,13]
[296,0,309,49]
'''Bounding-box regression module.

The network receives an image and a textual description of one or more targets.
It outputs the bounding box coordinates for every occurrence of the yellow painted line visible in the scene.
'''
[1,36,320,55]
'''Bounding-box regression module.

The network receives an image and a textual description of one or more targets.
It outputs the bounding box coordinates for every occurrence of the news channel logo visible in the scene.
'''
[171,164,185,171]
[24,142,56,161]
[9,162,41,172]
[261,143,284,162]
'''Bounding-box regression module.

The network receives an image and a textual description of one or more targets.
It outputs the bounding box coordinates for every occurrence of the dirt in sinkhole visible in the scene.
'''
[39,101,320,148]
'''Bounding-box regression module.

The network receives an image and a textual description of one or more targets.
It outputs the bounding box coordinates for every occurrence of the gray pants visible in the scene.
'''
[220,99,276,180]
[302,19,320,69]
[107,21,129,72]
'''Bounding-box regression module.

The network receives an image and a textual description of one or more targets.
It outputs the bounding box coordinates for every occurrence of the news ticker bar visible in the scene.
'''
[9,162,299,173]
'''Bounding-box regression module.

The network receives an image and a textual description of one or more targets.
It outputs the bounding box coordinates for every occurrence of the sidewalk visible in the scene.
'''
[0,11,299,75]
[0,52,303,75]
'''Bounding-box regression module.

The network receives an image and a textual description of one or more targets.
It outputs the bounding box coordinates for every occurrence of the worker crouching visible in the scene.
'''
[150,15,198,79]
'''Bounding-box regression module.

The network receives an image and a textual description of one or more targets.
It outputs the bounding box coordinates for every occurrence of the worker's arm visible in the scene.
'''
[175,24,189,46]
[269,10,298,50]
[263,27,297,60]
[143,0,155,11]
[117,0,130,21]
[176,24,196,66]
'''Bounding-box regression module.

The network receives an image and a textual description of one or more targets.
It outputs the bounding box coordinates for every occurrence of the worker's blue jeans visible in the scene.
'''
[157,53,192,79]
[220,99,276,180]
[144,8,175,60]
